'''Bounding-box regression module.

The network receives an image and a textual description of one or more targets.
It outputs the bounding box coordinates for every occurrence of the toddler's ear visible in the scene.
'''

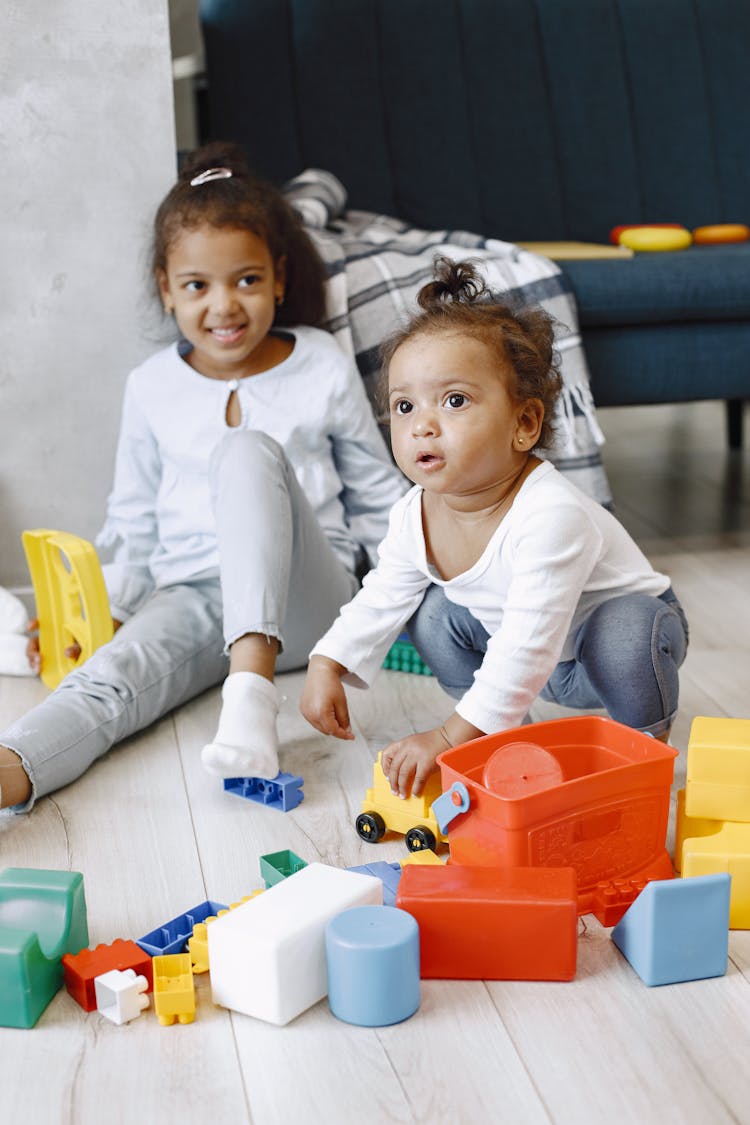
[515,398,544,448]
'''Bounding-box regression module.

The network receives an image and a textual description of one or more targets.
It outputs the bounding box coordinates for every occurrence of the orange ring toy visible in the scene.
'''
[693,223,750,244]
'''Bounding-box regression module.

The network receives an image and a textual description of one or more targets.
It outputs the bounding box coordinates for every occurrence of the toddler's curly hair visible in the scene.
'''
[381,257,563,450]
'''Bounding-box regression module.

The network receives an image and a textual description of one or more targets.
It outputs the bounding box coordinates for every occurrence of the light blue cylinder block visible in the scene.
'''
[325,905,420,1027]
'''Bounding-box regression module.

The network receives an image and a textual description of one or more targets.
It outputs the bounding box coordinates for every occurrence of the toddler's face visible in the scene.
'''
[388,331,536,499]
[157,225,286,380]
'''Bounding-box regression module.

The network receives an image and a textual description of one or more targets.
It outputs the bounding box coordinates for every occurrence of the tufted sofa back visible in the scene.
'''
[200,0,750,242]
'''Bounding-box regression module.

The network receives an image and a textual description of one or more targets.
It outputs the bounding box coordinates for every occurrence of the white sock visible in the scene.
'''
[0,588,27,635]
[201,672,280,780]
[0,633,35,677]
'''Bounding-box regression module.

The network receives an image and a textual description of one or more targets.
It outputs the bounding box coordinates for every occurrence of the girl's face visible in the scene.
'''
[158,225,286,379]
[388,331,543,502]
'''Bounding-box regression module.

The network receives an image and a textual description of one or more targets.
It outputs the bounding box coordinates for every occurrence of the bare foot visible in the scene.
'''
[0,746,32,808]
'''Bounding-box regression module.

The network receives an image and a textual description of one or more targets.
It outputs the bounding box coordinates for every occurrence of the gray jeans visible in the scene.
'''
[3,430,358,808]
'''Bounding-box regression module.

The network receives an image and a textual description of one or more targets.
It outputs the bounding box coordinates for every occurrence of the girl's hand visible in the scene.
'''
[381,728,447,799]
[25,619,41,675]
[25,617,122,675]
[300,655,355,740]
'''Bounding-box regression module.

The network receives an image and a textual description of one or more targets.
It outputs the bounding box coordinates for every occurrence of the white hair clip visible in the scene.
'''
[189,167,233,187]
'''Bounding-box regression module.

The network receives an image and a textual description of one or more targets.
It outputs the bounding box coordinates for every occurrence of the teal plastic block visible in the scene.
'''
[0,867,89,1028]
[611,873,730,986]
[259,849,307,888]
[382,634,432,676]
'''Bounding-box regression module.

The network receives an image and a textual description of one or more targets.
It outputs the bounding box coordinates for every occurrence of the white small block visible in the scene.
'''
[208,862,382,1025]
[95,968,150,1025]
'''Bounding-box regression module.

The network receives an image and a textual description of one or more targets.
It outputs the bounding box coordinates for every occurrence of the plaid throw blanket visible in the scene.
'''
[284,169,611,506]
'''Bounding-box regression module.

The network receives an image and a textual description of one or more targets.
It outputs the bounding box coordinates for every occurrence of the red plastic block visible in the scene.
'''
[395,864,577,980]
[437,716,676,914]
[590,877,649,927]
[63,940,153,1011]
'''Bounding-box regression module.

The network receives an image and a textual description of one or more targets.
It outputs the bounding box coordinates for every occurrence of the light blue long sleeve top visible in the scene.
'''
[96,326,407,621]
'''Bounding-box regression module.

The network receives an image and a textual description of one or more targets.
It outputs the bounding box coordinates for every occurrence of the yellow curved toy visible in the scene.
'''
[618,226,692,252]
[22,529,113,690]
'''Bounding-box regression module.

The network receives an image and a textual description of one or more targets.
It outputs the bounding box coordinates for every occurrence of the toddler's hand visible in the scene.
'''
[381,728,446,799]
[300,655,355,741]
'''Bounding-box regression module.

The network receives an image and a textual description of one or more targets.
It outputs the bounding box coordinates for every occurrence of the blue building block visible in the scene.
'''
[347,862,403,907]
[611,874,731,986]
[223,772,304,812]
[136,899,228,957]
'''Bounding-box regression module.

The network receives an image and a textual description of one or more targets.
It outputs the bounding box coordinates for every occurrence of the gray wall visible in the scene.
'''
[1,1,177,588]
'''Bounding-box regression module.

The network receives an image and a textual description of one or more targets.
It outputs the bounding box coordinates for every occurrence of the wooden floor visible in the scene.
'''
[2,401,749,1125]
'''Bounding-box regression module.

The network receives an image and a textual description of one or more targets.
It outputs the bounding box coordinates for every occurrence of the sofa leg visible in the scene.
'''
[726,399,744,449]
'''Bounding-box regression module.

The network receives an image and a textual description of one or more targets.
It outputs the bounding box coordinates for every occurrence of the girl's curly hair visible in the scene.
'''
[380,257,563,450]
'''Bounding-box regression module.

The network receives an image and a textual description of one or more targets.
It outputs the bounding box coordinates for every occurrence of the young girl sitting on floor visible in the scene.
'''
[301,258,689,799]
[0,142,405,812]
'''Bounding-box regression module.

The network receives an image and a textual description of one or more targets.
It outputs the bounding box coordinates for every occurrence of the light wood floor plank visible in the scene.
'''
[2,400,749,1123]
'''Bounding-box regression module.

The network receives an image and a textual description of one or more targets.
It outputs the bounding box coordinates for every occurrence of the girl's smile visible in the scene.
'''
[158,225,290,380]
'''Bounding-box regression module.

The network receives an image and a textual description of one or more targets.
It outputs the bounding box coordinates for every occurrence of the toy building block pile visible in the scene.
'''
[382,631,432,676]
[675,716,750,928]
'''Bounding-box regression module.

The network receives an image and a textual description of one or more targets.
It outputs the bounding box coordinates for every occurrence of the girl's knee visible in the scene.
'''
[211,428,285,474]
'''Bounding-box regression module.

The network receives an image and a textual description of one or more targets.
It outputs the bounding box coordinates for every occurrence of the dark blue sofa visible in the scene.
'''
[199,0,750,445]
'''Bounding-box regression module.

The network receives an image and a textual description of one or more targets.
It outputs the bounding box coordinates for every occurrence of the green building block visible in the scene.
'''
[0,867,88,1028]
[259,850,308,888]
[382,633,433,676]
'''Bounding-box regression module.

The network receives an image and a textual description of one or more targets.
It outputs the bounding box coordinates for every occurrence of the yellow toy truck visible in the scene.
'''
[356,753,447,853]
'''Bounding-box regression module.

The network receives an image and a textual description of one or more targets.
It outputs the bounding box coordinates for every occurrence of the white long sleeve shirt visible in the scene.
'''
[96,326,406,620]
[311,460,670,733]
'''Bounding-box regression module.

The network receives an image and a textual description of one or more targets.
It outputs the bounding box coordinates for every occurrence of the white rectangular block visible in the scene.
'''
[208,862,382,1025]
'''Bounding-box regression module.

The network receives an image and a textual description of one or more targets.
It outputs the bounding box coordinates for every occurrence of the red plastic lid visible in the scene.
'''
[482,741,564,797]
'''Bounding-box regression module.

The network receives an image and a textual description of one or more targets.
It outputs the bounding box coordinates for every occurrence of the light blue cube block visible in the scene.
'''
[326,905,420,1026]
[611,874,731,986]
[346,862,402,906]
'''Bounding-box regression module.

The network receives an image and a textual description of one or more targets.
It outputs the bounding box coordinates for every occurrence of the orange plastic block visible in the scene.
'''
[685,716,750,822]
[437,717,676,914]
[395,864,578,980]
[62,939,153,1011]
[590,877,649,927]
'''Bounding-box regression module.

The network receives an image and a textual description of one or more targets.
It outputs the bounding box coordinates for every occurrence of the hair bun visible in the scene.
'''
[417,256,487,311]
[179,140,251,185]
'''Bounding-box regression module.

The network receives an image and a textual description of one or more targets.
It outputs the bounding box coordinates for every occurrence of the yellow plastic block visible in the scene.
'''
[400,849,445,867]
[673,788,722,873]
[152,953,195,1025]
[22,529,113,690]
[682,822,750,928]
[685,716,750,822]
[189,892,264,972]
